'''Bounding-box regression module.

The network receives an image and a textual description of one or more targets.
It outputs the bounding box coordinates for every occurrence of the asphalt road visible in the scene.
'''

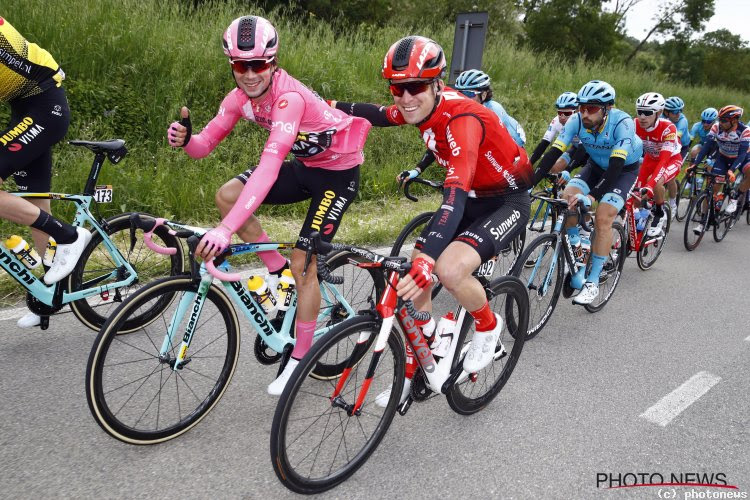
[1,218,749,499]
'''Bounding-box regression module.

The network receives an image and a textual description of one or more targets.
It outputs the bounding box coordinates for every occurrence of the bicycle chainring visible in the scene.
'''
[410,370,433,402]
[254,333,282,365]
[26,292,63,316]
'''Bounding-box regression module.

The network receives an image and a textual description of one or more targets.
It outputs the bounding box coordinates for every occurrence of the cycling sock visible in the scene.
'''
[470,301,497,332]
[256,232,288,274]
[30,211,77,244]
[586,253,608,284]
[291,320,316,359]
[654,204,664,218]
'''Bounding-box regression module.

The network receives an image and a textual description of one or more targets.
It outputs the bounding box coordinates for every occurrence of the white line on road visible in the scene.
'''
[640,371,721,427]
[745,334,750,342]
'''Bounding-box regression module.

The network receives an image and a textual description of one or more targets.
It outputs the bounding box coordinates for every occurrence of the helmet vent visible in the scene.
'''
[393,36,417,69]
[237,16,256,51]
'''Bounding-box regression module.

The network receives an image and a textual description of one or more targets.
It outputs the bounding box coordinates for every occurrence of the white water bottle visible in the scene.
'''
[432,311,456,357]
[5,235,41,269]
[247,275,277,315]
[276,269,295,312]
[43,237,57,267]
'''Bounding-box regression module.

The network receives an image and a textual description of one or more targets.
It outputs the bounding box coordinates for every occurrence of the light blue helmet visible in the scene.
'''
[664,96,685,112]
[455,69,491,91]
[701,107,718,121]
[577,80,615,105]
[555,91,578,109]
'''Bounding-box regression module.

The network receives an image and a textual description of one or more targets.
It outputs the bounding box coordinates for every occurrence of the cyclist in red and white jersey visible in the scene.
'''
[634,92,681,237]
[328,36,532,403]
[167,16,371,395]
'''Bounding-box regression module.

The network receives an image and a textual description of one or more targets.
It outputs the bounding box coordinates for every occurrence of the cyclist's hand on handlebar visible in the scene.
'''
[640,186,654,199]
[569,193,592,210]
[558,171,571,186]
[686,163,697,173]
[168,106,192,148]
[728,170,737,183]
[397,168,420,187]
[396,256,434,301]
[195,223,233,260]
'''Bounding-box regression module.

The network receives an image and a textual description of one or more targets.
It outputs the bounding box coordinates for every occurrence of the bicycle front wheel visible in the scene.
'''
[583,221,627,313]
[271,315,405,494]
[445,276,529,415]
[684,193,709,251]
[510,233,563,339]
[69,212,185,332]
[637,203,671,271]
[86,276,240,444]
[675,174,693,221]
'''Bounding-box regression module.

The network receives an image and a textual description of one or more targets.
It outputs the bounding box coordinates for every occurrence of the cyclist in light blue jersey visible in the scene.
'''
[664,96,691,214]
[398,68,526,181]
[529,91,589,176]
[689,107,718,162]
[532,80,642,305]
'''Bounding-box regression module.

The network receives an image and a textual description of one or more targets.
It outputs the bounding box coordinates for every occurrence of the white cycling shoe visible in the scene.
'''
[573,281,599,305]
[374,378,412,408]
[44,228,92,284]
[267,358,299,396]
[17,311,41,328]
[726,199,738,214]
[463,313,505,373]
[647,216,665,237]
[692,224,704,235]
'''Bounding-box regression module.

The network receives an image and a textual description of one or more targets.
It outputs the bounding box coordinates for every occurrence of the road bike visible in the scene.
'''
[270,233,528,494]
[86,217,383,444]
[622,187,671,271]
[511,198,626,338]
[683,169,740,250]
[2,140,183,330]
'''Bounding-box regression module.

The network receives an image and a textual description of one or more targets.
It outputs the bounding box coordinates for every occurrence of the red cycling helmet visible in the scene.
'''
[382,36,446,81]
[718,105,743,121]
[223,16,278,60]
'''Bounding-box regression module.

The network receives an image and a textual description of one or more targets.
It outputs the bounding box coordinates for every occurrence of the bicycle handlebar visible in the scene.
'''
[402,177,444,202]
[129,214,177,255]
[205,259,241,282]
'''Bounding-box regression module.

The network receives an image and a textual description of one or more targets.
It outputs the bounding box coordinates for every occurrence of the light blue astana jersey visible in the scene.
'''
[484,100,526,147]
[552,108,643,168]
[690,121,712,144]
[674,112,692,147]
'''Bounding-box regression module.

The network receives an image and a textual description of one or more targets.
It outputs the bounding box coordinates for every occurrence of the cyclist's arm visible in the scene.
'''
[567,146,589,172]
[220,92,304,232]
[693,139,717,165]
[589,121,632,199]
[329,101,400,127]
[420,115,482,260]
[730,139,750,171]
[183,92,242,158]
[529,139,550,165]
[416,150,435,174]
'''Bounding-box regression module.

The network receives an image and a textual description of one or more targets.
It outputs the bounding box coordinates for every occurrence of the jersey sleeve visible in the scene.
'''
[542,117,560,143]
[183,91,243,159]
[610,117,637,161]
[551,115,578,152]
[442,115,483,192]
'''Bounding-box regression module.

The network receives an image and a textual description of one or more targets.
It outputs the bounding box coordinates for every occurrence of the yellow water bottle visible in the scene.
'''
[4,235,41,269]
[276,268,296,312]
[247,275,277,315]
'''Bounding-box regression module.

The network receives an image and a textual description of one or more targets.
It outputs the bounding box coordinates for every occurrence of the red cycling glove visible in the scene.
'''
[408,257,434,290]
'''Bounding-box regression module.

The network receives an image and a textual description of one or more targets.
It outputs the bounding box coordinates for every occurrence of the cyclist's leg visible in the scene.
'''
[738,162,750,207]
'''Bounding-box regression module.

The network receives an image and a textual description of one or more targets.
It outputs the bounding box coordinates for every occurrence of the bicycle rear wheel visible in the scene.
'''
[684,193,709,251]
[637,203,671,270]
[69,212,185,332]
[445,276,528,415]
[583,221,626,313]
[271,315,405,494]
[86,276,240,444]
[510,233,563,339]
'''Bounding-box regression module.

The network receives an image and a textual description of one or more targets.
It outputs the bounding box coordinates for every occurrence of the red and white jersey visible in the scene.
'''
[383,89,532,196]
[635,117,681,159]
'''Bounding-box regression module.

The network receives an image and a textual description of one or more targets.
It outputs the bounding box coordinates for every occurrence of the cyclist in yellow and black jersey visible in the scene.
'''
[1,16,91,328]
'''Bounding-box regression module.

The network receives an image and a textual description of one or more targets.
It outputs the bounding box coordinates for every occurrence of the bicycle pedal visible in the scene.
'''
[39,316,50,330]
[397,396,413,416]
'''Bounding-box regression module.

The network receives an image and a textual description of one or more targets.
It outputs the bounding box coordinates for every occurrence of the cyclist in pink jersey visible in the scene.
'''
[167,15,371,395]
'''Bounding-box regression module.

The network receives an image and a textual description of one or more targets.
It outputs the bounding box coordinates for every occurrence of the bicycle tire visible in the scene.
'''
[86,276,240,444]
[270,314,405,494]
[583,221,626,313]
[683,193,709,251]
[69,212,185,332]
[509,233,563,339]
[713,210,731,242]
[309,250,385,380]
[675,174,693,222]
[445,276,528,415]
[636,203,670,271]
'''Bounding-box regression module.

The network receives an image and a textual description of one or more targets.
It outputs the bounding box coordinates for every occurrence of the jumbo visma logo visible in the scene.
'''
[1,117,45,148]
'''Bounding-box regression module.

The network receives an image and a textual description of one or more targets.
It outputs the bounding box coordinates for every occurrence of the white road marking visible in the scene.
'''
[745,334,750,342]
[640,371,722,427]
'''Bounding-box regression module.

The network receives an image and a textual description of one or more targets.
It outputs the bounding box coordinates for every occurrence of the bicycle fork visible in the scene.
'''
[159,273,212,370]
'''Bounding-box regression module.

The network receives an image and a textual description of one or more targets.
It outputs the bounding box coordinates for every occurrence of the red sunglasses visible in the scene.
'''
[557,110,574,117]
[579,104,604,115]
[389,79,435,97]
[230,58,274,74]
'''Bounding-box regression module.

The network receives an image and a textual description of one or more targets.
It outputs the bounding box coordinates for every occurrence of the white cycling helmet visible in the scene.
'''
[636,92,665,112]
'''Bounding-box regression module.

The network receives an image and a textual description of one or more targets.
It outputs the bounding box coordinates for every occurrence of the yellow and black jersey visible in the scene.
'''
[0,16,64,103]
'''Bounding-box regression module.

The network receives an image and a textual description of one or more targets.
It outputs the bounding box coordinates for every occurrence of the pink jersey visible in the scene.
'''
[635,118,680,159]
[183,69,371,232]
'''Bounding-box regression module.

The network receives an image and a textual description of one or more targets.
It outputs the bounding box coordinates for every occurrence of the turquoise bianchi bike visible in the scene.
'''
[85,217,383,444]
[3,140,184,330]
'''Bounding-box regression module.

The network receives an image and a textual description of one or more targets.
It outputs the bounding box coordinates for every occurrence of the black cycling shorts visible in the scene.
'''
[0,86,70,191]
[570,160,639,211]
[236,158,359,250]
[415,191,530,263]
